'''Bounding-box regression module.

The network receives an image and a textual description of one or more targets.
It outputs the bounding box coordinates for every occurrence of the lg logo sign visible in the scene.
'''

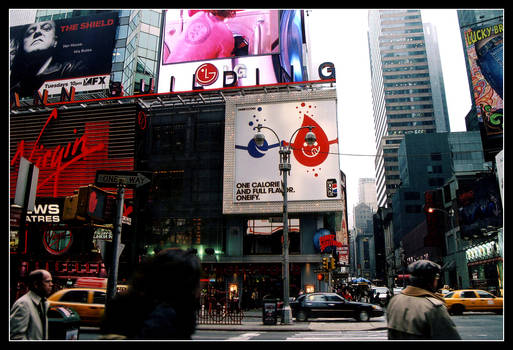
[195,63,218,86]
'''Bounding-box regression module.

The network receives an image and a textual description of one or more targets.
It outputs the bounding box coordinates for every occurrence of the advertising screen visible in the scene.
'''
[10,12,118,97]
[158,9,305,92]
[462,19,503,137]
[233,97,340,203]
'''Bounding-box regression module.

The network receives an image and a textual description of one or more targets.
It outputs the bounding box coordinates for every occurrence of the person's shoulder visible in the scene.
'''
[425,296,445,307]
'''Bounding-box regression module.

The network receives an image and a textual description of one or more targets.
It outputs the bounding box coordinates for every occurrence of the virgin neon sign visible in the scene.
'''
[10,108,135,198]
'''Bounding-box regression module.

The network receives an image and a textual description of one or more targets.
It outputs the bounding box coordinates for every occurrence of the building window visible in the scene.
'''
[427,165,442,174]
[431,152,442,161]
[404,191,420,200]
[428,178,445,186]
[244,218,300,255]
[405,205,421,213]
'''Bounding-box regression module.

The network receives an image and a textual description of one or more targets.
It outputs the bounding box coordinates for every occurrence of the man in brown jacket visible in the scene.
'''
[387,260,461,340]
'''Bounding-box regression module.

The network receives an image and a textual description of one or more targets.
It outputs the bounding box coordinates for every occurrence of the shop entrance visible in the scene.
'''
[200,263,302,311]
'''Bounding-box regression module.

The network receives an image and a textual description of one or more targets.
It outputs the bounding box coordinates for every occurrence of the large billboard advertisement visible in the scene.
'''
[10,12,118,98]
[223,89,342,214]
[234,99,340,202]
[157,9,305,92]
[462,19,503,139]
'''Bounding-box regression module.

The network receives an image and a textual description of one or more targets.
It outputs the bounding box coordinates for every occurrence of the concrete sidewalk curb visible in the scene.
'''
[196,320,388,332]
[196,310,387,332]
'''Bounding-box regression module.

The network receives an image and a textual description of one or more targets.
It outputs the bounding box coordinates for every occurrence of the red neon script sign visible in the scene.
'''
[11,108,106,198]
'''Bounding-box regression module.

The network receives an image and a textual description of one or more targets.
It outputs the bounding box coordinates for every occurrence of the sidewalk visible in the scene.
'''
[196,309,387,332]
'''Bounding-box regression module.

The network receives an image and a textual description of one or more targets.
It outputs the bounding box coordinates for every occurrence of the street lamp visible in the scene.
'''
[253,123,316,324]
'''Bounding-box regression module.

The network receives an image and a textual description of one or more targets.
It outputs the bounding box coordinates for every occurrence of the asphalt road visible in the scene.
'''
[78,312,503,341]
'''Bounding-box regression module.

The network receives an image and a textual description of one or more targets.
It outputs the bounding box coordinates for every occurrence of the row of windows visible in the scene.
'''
[388,104,433,110]
[384,81,430,88]
[381,21,423,29]
[383,72,430,80]
[382,27,424,35]
[383,50,426,58]
[379,36,425,45]
[388,112,434,119]
[381,43,425,51]
[390,120,434,127]
[386,96,432,103]
[383,65,429,73]
[382,57,428,66]
[385,88,431,95]
[388,129,434,136]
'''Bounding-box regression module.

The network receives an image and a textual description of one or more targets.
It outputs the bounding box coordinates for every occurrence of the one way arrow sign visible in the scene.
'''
[95,170,152,189]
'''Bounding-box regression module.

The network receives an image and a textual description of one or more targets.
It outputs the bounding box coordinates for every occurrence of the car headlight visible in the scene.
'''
[372,305,382,311]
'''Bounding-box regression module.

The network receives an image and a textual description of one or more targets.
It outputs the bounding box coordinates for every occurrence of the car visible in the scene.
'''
[48,288,107,326]
[443,289,503,315]
[289,292,384,322]
[47,286,128,326]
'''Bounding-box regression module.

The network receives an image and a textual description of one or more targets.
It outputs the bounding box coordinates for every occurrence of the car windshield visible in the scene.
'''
[444,292,455,298]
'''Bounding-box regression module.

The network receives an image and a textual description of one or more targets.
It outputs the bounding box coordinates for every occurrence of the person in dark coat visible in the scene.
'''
[386,260,461,340]
[100,248,201,340]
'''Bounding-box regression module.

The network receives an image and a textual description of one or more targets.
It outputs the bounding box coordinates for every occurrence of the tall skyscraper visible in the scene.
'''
[368,10,451,207]
[358,178,378,212]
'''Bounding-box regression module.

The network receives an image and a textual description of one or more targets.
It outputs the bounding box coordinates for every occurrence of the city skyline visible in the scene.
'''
[306,9,472,228]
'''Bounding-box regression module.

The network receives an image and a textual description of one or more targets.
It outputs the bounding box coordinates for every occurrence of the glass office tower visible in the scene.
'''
[368,10,450,208]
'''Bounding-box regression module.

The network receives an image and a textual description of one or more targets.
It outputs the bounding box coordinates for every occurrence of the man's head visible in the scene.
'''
[23,21,58,55]
[27,269,53,298]
[132,248,201,306]
[407,260,441,292]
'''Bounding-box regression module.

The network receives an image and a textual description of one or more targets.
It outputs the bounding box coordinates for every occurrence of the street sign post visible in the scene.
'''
[96,170,151,305]
[95,170,151,189]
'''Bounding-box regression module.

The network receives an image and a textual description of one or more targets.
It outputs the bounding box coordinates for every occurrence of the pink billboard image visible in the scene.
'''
[162,9,280,65]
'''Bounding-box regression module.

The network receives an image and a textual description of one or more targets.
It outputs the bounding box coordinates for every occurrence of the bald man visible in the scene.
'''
[10,270,53,340]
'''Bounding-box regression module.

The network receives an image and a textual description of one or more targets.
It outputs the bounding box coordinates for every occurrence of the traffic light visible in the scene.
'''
[330,257,336,271]
[62,194,82,222]
[76,185,108,222]
[322,257,329,271]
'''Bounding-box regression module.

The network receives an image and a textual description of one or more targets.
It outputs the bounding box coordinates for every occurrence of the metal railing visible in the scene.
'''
[196,300,244,325]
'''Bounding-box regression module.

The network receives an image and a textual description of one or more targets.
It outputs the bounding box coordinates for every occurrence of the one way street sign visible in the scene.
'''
[95,170,151,189]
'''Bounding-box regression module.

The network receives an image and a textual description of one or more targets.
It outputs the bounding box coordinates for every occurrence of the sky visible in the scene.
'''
[305,9,472,228]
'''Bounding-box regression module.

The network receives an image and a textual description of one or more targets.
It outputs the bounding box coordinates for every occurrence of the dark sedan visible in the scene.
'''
[290,292,384,322]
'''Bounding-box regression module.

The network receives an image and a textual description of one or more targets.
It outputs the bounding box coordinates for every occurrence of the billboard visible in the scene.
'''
[456,174,503,240]
[462,19,503,138]
[157,9,305,92]
[10,12,118,98]
[223,89,342,214]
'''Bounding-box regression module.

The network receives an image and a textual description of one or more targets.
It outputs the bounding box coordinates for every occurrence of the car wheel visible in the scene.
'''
[450,304,464,315]
[296,310,308,322]
[356,310,370,322]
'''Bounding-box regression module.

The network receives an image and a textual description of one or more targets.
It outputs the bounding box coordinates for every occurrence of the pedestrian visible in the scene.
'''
[100,248,201,340]
[386,260,461,340]
[10,269,54,340]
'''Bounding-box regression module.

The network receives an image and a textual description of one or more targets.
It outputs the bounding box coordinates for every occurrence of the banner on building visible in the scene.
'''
[462,18,503,157]
[10,12,118,97]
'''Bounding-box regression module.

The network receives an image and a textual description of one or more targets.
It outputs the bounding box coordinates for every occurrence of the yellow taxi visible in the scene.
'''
[443,289,503,315]
[48,285,129,326]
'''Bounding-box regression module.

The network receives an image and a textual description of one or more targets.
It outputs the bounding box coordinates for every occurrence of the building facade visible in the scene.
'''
[368,10,450,208]
[10,9,347,308]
